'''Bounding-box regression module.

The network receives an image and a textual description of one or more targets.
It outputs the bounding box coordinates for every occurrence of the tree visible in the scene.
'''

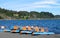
[40,12,54,18]
[0,7,57,19]
[30,11,40,18]
[18,11,29,18]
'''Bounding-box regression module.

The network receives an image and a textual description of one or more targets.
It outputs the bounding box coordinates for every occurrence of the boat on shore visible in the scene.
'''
[32,32,55,35]
[10,26,20,33]
[20,26,33,34]
[32,26,55,35]
[0,25,55,35]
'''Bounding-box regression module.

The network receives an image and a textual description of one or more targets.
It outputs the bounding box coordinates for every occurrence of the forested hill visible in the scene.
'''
[0,8,60,19]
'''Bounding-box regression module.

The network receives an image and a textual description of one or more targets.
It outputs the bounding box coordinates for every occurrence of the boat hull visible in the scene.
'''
[4,29,11,32]
[32,32,55,35]
[20,30,32,34]
[11,30,20,33]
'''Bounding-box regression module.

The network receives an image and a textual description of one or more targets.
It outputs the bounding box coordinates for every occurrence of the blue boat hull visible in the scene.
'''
[32,32,55,35]
[4,29,11,32]
[11,30,20,33]
[20,30,32,34]
[0,29,11,32]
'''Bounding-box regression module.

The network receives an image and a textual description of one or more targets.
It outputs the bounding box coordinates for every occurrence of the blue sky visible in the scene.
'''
[0,0,60,15]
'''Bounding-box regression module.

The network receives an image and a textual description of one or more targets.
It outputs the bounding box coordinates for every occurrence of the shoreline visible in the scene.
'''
[0,18,60,20]
[0,32,60,38]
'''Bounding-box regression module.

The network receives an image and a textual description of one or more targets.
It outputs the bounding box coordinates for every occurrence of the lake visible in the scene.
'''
[0,19,60,34]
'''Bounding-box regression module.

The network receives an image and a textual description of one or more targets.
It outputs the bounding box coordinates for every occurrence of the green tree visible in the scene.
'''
[30,11,40,18]
[40,12,54,18]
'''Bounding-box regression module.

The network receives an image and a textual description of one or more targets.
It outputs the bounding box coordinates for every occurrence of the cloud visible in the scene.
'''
[20,0,60,9]
[28,0,60,8]
[0,0,60,15]
[0,0,60,11]
[16,0,60,9]
[33,1,56,5]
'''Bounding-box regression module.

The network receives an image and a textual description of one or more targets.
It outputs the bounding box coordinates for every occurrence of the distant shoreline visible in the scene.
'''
[0,18,60,20]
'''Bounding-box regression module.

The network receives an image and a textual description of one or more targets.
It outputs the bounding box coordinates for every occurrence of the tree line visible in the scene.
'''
[0,8,60,19]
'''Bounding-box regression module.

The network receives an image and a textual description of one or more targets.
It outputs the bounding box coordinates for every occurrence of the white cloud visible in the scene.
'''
[33,0,60,5]
[23,0,60,9]
[33,1,56,5]
[0,0,60,11]
[14,1,60,11]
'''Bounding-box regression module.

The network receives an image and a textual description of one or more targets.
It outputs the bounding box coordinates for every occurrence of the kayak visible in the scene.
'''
[4,29,11,32]
[0,29,11,32]
[20,30,33,34]
[32,32,55,35]
[11,29,20,33]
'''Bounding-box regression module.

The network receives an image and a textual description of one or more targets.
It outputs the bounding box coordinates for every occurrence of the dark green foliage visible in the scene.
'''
[0,8,58,19]
[30,11,40,18]
[40,12,54,18]
[18,11,29,16]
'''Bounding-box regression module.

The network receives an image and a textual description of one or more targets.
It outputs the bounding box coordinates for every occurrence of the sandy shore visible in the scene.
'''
[0,32,60,38]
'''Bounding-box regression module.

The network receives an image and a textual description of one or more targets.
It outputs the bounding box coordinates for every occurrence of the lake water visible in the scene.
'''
[0,19,60,34]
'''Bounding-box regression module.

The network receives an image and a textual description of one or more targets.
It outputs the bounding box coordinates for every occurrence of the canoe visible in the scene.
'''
[32,32,55,35]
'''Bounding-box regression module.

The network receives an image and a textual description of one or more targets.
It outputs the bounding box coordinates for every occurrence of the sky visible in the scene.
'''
[0,0,60,15]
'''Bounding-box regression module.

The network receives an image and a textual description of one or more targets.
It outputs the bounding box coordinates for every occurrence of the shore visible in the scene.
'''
[0,32,60,38]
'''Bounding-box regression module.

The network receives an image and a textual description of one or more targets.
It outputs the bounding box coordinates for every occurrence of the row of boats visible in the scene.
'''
[0,26,55,35]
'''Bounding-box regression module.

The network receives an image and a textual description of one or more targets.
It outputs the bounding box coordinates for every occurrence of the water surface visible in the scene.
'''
[0,19,60,34]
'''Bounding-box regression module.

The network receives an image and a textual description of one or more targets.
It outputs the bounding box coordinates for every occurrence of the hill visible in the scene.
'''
[0,8,60,19]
